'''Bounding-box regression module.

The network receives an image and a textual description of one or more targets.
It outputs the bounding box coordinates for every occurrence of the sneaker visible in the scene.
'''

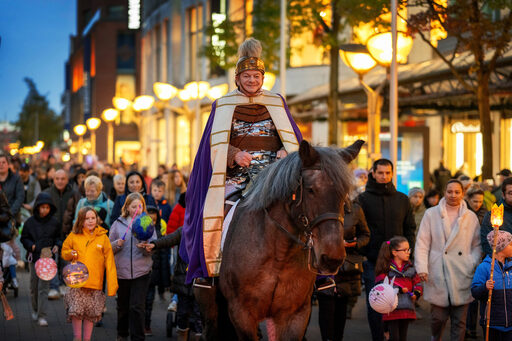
[31,311,38,321]
[48,289,60,300]
[11,278,18,289]
[38,317,48,327]
[167,301,177,312]
[144,328,153,336]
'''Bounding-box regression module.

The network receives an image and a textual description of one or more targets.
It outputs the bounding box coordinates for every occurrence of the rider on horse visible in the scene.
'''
[179,37,302,289]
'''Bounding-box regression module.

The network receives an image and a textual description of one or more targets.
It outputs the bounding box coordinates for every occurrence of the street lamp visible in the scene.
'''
[154,82,179,101]
[86,117,101,159]
[340,44,382,163]
[101,108,119,164]
[73,124,87,163]
[132,95,155,112]
[366,31,413,67]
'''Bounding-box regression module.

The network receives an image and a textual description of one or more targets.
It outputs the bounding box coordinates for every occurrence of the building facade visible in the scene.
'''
[64,0,141,164]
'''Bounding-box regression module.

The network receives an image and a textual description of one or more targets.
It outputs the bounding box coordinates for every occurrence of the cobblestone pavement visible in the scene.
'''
[0,269,482,340]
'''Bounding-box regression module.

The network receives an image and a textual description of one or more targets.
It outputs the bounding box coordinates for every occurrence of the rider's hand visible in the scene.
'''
[234,151,252,168]
[419,273,428,283]
[276,149,288,160]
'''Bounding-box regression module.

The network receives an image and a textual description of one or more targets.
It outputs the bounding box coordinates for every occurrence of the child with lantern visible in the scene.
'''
[61,206,118,341]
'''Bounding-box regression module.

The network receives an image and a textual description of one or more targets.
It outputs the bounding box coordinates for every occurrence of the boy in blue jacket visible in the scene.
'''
[472,230,512,339]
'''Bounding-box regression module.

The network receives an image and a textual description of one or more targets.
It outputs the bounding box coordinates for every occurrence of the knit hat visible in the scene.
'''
[408,187,425,198]
[354,168,367,178]
[487,230,512,253]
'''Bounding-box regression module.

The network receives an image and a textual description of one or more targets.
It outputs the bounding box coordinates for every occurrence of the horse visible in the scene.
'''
[211,139,364,340]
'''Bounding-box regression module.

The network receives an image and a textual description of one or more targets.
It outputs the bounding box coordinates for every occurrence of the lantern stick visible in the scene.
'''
[0,292,14,320]
[486,204,504,341]
[122,204,142,241]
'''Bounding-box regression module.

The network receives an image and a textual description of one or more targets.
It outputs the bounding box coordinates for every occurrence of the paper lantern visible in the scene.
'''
[369,276,398,314]
[132,213,155,241]
[63,261,89,288]
[35,257,57,281]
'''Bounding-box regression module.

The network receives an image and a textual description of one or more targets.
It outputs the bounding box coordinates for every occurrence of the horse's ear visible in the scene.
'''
[338,140,365,163]
[299,140,319,168]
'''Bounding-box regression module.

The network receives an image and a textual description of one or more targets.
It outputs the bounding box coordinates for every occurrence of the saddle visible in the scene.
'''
[224,189,244,218]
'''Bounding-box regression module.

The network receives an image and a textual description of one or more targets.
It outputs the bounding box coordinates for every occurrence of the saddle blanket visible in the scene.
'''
[221,199,240,250]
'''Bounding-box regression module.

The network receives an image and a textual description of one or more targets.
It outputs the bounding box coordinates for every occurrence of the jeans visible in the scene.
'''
[431,303,469,341]
[176,294,202,333]
[145,284,156,328]
[466,299,479,332]
[117,274,151,340]
[363,260,383,341]
[29,262,49,318]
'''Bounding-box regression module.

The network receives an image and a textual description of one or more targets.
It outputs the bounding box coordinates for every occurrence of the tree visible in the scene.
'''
[405,0,512,179]
[202,0,389,145]
[15,78,62,147]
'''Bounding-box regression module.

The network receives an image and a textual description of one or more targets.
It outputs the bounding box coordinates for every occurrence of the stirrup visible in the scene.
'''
[193,277,216,289]
[316,277,336,291]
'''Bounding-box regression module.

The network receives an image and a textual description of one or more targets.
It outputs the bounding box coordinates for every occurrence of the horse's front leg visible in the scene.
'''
[272,301,312,341]
[227,302,260,341]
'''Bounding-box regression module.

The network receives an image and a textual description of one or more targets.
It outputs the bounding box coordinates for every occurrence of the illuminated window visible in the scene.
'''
[187,5,203,81]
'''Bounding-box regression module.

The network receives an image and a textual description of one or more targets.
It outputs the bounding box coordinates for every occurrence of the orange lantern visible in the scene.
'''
[491,204,504,228]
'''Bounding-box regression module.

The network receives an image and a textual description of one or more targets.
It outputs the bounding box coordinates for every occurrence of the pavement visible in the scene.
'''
[0,268,483,340]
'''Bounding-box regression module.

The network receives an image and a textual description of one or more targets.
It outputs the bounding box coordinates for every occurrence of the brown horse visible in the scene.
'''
[212,140,363,340]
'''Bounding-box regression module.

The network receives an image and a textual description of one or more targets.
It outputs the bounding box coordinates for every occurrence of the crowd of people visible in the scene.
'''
[2,36,512,341]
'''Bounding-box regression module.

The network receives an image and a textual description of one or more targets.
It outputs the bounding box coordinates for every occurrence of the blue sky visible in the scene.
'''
[0,1,76,122]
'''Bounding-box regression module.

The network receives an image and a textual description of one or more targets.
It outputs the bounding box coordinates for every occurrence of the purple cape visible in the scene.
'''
[179,95,303,284]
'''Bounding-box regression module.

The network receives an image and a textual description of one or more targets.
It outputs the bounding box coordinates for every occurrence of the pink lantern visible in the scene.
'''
[369,276,399,314]
[63,261,89,288]
[35,257,57,281]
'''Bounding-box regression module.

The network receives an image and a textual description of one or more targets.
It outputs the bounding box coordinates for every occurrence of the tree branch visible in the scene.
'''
[399,13,475,92]
[488,10,512,74]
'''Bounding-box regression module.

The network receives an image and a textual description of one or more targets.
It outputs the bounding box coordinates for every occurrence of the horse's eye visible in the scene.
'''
[307,187,314,194]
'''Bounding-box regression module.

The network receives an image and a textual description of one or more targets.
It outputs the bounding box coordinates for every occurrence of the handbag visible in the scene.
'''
[0,191,17,243]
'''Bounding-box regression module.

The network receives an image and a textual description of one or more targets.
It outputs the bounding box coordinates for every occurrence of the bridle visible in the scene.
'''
[263,166,345,275]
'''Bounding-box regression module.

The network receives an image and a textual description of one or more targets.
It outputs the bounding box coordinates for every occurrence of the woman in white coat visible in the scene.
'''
[415,179,481,341]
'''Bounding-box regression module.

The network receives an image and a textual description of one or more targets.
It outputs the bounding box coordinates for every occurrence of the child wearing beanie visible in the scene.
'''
[471,230,512,339]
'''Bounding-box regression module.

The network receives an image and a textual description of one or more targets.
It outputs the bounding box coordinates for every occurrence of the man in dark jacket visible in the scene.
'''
[481,177,512,256]
[0,154,24,223]
[357,159,416,341]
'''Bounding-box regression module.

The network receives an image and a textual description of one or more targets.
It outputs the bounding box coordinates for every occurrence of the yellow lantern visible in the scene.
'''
[491,203,504,228]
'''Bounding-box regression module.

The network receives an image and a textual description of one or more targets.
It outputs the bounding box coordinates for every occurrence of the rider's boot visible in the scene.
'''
[193,278,219,341]
[176,327,189,341]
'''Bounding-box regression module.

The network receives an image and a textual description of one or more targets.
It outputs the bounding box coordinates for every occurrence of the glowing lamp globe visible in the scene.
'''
[366,31,413,67]
[184,81,210,100]
[113,97,131,111]
[339,44,377,76]
[63,261,89,288]
[132,95,155,111]
[154,82,178,101]
[35,257,58,281]
[132,212,155,241]
[369,276,398,314]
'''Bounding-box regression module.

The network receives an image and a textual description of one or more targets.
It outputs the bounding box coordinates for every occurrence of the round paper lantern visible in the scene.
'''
[35,257,57,281]
[132,213,155,241]
[63,261,89,288]
[369,276,399,314]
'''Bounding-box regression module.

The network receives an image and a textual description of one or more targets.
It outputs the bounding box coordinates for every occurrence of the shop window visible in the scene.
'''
[176,115,191,169]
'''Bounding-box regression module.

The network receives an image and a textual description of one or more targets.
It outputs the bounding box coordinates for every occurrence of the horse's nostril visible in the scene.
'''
[320,254,344,271]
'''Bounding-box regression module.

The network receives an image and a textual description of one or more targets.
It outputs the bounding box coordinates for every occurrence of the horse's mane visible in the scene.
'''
[241,146,354,211]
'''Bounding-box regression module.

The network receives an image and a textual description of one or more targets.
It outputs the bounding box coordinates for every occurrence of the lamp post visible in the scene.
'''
[112,97,132,125]
[184,81,210,155]
[154,82,179,166]
[340,44,380,163]
[101,108,119,164]
[73,124,87,163]
[367,31,413,183]
[86,117,101,160]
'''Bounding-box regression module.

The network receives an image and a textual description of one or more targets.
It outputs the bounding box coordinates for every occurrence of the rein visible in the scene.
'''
[262,167,344,276]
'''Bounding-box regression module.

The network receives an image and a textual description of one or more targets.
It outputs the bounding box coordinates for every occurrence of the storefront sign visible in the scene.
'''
[128,0,140,30]
[451,122,480,134]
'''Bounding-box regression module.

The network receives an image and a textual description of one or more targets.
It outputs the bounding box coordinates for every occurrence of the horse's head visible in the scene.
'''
[293,140,364,274]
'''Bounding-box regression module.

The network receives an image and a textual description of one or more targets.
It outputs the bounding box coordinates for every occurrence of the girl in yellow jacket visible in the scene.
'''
[62,206,118,341]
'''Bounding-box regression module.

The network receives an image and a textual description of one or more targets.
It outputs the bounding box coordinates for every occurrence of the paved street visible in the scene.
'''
[0,269,482,340]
